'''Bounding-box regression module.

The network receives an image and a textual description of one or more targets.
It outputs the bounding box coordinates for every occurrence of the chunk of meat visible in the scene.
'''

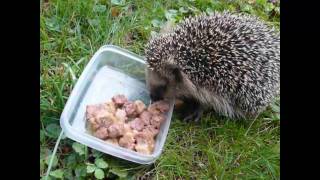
[123,123,132,132]
[129,118,145,131]
[105,138,119,146]
[139,111,152,125]
[147,105,161,115]
[115,109,127,122]
[124,102,138,117]
[119,131,136,150]
[94,127,109,139]
[86,103,116,122]
[97,111,117,125]
[112,94,128,107]
[155,100,170,113]
[147,100,170,115]
[135,143,153,155]
[86,96,170,155]
[108,122,125,138]
[90,120,101,131]
[88,111,117,131]
[95,110,110,120]
[86,104,106,119]
[150,114,166,127]
[143,126,160,137]
[104,101,116,114]
[149,120,161,129]
[134,100,146,114]
[87,117,96,125]
[134,133,155,155]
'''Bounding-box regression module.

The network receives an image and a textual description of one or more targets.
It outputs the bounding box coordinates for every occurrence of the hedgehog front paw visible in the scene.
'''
[183,108,204,123]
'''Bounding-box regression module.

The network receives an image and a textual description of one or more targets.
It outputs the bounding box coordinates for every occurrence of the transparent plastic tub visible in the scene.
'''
[60,45,174,164]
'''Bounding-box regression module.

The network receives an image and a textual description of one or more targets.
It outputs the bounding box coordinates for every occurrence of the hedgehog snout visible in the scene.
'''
[150,93,163,102]
[150,86,166,102]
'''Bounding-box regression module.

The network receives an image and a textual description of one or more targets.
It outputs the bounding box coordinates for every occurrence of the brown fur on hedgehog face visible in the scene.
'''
[145,64,184,102]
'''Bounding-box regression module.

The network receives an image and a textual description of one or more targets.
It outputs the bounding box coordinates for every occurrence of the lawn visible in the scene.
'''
[40,0,280,179]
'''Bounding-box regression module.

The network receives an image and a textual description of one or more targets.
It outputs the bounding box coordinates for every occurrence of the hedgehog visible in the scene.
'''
[145,11,280,122]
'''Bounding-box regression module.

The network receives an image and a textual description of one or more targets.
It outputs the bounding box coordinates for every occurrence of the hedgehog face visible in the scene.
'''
[146,68,168,101]
[146,66,182,102]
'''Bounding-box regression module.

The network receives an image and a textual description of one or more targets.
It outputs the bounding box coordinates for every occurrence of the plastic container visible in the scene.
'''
[60,45,174,164]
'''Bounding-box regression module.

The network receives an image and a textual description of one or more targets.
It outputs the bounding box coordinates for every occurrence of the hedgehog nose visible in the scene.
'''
[150,93,163,102]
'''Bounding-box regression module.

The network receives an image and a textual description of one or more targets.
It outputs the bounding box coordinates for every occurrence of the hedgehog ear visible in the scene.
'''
[167,64,182,82]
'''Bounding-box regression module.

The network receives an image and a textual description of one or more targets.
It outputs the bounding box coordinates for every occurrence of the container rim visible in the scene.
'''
[99,45,146,64]
[59,44,172,164]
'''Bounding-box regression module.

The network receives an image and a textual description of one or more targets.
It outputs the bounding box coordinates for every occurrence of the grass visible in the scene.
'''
[40,0,280,179]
